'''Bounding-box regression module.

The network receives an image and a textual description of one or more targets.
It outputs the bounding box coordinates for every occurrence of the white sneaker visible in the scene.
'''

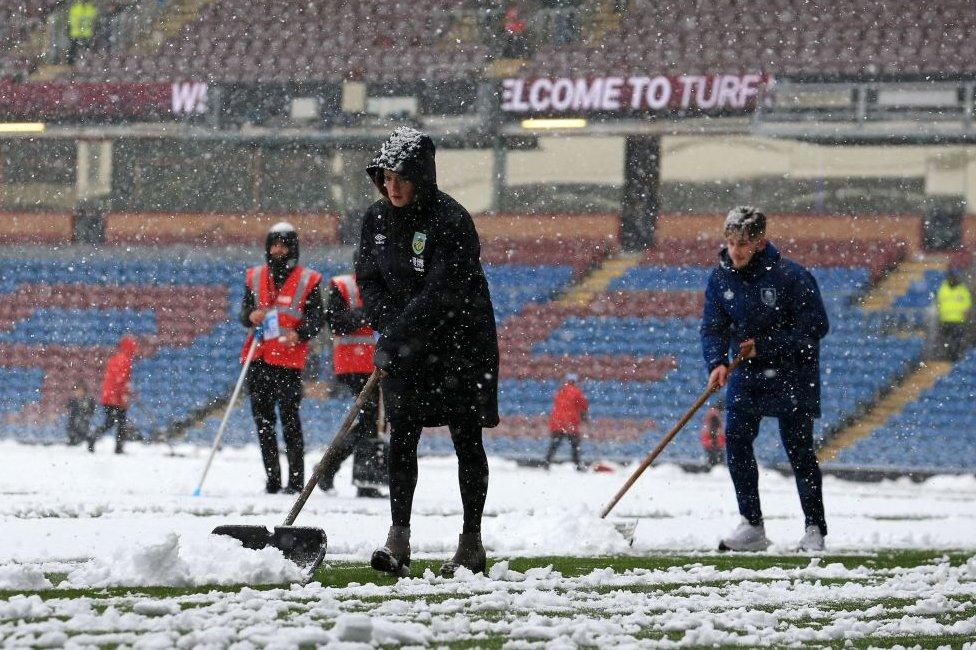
[718,517,772,551]
[797,525,825,552]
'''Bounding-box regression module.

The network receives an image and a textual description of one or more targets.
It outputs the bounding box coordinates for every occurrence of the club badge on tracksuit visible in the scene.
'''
[412,232,427,272]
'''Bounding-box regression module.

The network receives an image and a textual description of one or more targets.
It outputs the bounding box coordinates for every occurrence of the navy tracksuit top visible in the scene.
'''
[700,243,829,418]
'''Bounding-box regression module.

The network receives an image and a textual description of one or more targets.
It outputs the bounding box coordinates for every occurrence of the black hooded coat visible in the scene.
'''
[356,127,500,428]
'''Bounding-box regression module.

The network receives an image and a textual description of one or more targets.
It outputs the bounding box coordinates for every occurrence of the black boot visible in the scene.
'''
[371,525,410,577]
[440,532,487,577]
[317,472,337,493]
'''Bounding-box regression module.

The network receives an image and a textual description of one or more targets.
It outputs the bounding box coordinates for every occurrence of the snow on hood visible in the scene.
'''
[366,126,437,199]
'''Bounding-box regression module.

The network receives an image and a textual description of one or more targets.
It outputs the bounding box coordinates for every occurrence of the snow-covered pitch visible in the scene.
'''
[1,439,975,646]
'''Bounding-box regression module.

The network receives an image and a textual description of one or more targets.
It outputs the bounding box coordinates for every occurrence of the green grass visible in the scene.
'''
[1,550,972,649]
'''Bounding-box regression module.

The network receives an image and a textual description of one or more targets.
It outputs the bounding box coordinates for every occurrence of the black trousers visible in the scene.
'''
[725,410,827,535]
[544,431,582,468]
[68,421,91,445]
[940,322,967,361]
[247,360,304,490]
[388,418,488,534]
[318,372,383,489]
[89,406,127,453]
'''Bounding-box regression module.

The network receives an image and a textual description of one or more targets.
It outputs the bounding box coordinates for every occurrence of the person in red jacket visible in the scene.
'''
[544,374,589,471]
[700,399,727,468]
[89,334,137,454]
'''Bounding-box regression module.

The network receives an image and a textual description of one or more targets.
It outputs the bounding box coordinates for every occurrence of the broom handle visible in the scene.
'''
[600,353,745,519]
[283,369,382,526]
[193,334,260,496]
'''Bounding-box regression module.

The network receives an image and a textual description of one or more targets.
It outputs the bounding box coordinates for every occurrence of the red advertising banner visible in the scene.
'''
[0,81,208,119]
[501,74,770,115]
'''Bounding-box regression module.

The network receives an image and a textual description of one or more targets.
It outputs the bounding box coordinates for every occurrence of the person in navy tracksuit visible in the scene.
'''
[700,206,830,552]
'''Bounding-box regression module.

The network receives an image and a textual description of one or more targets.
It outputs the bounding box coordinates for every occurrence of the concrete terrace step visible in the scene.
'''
[129,0,213,55]
[557,252,643,308]
[860,257,948,312]
[28,64,72,82]
[818,360,953,461]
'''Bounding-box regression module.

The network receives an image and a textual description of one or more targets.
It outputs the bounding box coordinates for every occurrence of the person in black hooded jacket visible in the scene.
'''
[356,126,499,578]
[240,222,325,494]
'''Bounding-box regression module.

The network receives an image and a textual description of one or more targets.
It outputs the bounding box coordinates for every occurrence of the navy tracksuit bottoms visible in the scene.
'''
[725,410,827,535]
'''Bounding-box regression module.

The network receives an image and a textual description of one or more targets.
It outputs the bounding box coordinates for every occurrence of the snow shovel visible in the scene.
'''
[600,352,747,522]
[212,369,382,582]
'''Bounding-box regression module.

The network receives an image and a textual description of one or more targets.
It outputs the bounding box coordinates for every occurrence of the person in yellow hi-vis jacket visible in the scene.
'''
[68,0,97,63]
[936,270,972,360]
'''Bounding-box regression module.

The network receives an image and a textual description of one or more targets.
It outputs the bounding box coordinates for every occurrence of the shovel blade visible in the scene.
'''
[212,525,273,550]
[212,524,327,583]
[273,526,327,567]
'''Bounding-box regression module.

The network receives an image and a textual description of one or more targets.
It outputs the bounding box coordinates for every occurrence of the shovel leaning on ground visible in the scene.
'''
[212,369,382,582]
[600,352,747,541]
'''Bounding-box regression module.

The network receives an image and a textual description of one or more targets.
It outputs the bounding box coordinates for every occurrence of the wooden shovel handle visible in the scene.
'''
[600,353,746,519]
[283,369,382,526]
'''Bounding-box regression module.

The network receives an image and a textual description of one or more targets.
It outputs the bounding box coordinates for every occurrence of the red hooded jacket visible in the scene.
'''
[101,336,137,407]
[549,381,588,436]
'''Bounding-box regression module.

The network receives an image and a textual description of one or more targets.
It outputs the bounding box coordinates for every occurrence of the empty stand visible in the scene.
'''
[524,0,976,79]
[68,0,487,83]
[0,256,341,441]
[834,349,976,471]
[7,1,976,84]
[481,237,614,277]
[0,231,946,471]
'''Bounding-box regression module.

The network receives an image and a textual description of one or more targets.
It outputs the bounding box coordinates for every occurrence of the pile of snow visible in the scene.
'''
[63,533,303,588]
[0,565,51,590]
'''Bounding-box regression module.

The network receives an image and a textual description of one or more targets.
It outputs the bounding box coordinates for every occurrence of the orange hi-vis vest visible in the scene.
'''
[241,264,321,370]
[329,274,376,375]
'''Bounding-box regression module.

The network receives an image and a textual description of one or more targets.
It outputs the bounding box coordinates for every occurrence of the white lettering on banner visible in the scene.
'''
[678,76,697,108]
[697,76,718,109]
[171,82,208,114]
[738,73,761,106]
[529,77,552,111]
[573,78,603,110]
[646,76,671,109]
[501,74,768,114]
[628,76,650,108]
[551,78,574,111]
[717,75,740,107]
[501,78,529,111]
[603,76,623,110]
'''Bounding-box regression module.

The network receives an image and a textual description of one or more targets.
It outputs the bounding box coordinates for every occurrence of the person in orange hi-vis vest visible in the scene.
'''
[544,373,589,471]
[316,273,389,498]
[240,222,325,494]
